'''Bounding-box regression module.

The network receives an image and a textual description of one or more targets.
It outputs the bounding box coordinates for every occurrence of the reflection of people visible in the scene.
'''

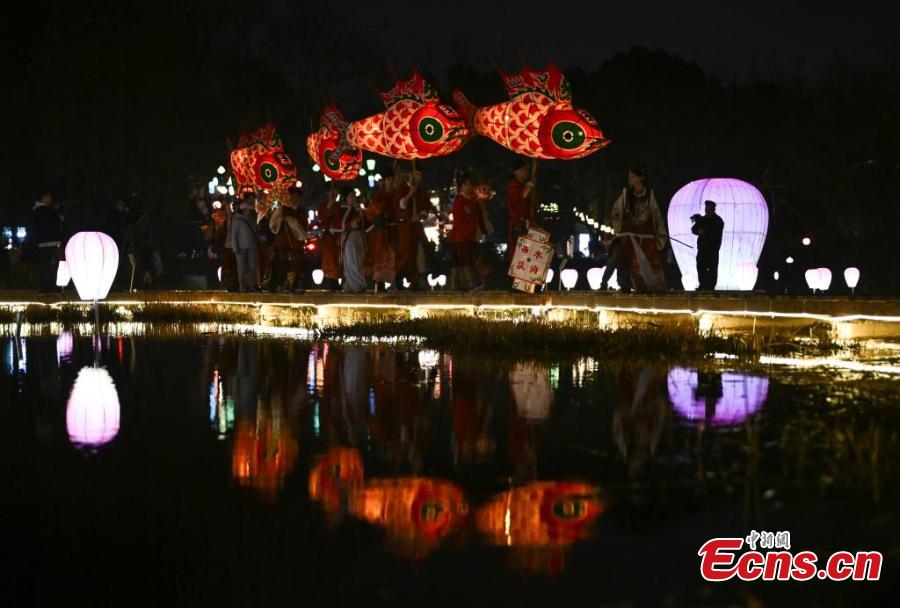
[610,166,668,292]
[695,370,724,418]
[691,200,724,291]
[613,366,668,477]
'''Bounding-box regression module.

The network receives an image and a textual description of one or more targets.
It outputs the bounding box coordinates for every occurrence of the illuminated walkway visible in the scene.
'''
[2,290,899,339]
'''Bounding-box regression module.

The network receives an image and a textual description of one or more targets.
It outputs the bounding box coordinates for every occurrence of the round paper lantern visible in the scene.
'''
[667,367,768,426]
[427,273,438,288]
[667,178,769,291]
[804,269,819,291]
[816,267,832,291]
[844,267,860,290]
[586,267,603,290]
[56,261,71,287]
[65,232,119,301]
[312,269,324,285]
[545,268,554,285]
[66,366,121,449]
[560,269,578,290]
[436,274,447,287]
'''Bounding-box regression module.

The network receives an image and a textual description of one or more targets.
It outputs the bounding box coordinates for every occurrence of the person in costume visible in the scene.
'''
[231,199,259,293]
[506,159,538,264]
[450,171,485,291]
[317,188,343,291]
[339,188,368,293]
[269,186,309,293]
[254,196,275,290]
[391,169,432,290]
[366,173,397,290]
[610,166,668,292]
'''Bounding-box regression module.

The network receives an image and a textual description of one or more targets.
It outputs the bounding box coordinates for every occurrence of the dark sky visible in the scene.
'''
[340,0,900,79]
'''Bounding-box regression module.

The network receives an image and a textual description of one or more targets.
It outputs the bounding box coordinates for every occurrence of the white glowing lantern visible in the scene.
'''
[429,195,440,206]
[217,165,226,175]
[802,237,811,246]
[427,273,438,288]
[312,269,324,285]
[402,278,411,289]
[216,185,228,195]
[786,256,794,264]
[804,269,819,292]
[560,269,578,290]
[816,267,832,291]
[359,168,367,176]
[436,274,447,287]
[217,266,222,283]
[66,366,121,449]
[323,175,332,182]
[312,163,321,172]
[56,261,71,287]
[587,267,604,290]
[668,178,769,291]
[545,269,554,285]
[65,232,119,301]
[843,267,860,290]
[773,271,780,281]
[366,159,376,172]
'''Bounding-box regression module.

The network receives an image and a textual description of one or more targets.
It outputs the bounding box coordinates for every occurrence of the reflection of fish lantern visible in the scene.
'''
[509,363,553,421]
[477,482,602,547]
[306,107,362,181]
[667,178,769,291]
[232,409,298,498]
[667,367,769,426]
[308,447,364,514]
[454,65,610,160]
[346,73,470,160]
[349,478,466,558]
[66,366,121,449]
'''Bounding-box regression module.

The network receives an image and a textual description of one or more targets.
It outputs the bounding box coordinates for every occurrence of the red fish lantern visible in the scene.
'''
[308,447,365,514]
[306,107,362,180]
[346,73,470,160]
[454,65,610,160]
[230,123,297,190]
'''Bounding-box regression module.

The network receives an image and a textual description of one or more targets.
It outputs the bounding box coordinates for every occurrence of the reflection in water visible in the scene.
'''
[349,477,467,559]
[56,331,74,365]
[477,482,603,573]
[308,447,364,518]
[667,367,769,426]
[509,363,553,421]
[66,366,121,449]
[613,366,668,476]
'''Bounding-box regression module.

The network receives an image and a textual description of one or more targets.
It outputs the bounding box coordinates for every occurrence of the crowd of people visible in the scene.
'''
[20,163,727,295]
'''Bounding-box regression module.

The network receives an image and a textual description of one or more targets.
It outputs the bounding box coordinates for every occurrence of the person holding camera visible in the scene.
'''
[691,200,724,290]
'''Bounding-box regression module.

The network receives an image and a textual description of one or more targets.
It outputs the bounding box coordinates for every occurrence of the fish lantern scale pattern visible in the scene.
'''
[667,178,769,291]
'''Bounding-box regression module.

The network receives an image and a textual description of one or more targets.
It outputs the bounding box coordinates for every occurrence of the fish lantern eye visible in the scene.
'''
[323,144,342,173]
[259,162,279,184]
[411,105,458,153]
[419,117,444,143]
[552,121,586,150]
[540,109,606,159]
[552,497,586,520]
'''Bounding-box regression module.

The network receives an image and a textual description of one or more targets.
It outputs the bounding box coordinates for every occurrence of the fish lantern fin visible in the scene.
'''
[502,64,570,102]
[378,72,439,109]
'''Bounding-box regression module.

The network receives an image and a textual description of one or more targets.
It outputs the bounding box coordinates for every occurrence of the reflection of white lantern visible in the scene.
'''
[587,267,604,290]
[844,267,860,290]
[417,349,439,370]
[56,261,71,287]
[56,331,74,365]
[816,267,832,291]
[65,232,119,301]
[509,363,552,421]
[436,274,447,287]
[667,367,768,426]
[66,366,121,449]
[668,178,769,290]
[561,269,578,290]
[312,269,324,285]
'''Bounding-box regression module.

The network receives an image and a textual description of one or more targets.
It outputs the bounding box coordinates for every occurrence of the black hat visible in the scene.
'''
[512,158,529,171]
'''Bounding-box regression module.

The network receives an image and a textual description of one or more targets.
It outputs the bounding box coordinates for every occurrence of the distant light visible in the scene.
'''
[546,269,554,285]
[374,173,382,181]
[217,266,222,283]
[844,267,860,289]
[773,271,780,281]
[418,350,439,370]
[217,165,226,175]
[366,159,376,171]
[324,175,332,182]
[354,188,361,197]
[804,269,818,291]
[335,194,341,202]
[295,180,303,188]
[816,267,832,291]
[308,210,316,222]
[402,278,411,288]
[561,269,578,290]
[786,256,794,264]
[430,195,440,206]
[312,164,321,172]
[212,200,222,209]
[56,261,71,287]
[16,227,27,240]
[216,185,228,195]
[312,269,324,285]
[227,186,235,196]
[427,273,438,287]
[802,237,811,246]
[226,176,233,186]
[359,168,367,176]
[436,274,447,287]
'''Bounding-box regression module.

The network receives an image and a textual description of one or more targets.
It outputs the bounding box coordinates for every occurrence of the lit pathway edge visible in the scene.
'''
[1,291,899,338]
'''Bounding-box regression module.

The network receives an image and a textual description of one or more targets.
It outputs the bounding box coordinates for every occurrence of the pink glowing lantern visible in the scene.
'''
[667,367,768,426]
[560,268,579,290]
[66,366,121,448]
[816,267,832,291]
[56,261,71,287]
[65,232,119,301]
[667,178,769,291]
[804,269,819,292]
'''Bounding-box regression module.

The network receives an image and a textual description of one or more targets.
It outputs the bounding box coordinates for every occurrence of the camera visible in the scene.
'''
[691,213,702,222]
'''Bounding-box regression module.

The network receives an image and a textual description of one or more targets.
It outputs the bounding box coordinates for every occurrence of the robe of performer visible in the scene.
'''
[317,197,342,281]
[341,205,368,293]
[506,179,537,261]
[391,184,432,285]
[366,187,396,284]
[611,188,668,292]
[450,193,483,290]
[270,204,308,291]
